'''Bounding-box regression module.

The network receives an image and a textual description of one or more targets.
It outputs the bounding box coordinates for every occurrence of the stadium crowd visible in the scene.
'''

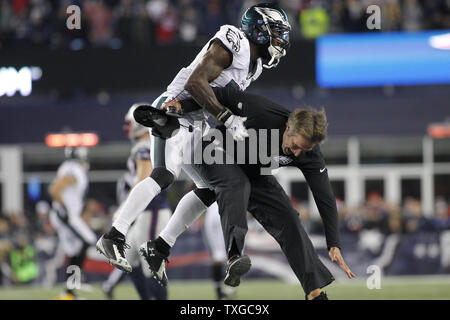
[1,187,449,286]
[0,0,449,49]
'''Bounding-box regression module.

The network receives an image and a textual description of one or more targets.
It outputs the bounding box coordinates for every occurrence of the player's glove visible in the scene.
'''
[225,115,248,142]
[216,107,248,142]
[133,104,180,139]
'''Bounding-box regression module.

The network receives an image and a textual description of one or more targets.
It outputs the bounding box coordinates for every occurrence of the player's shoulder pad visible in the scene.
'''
[131,139,151,160]
[214,25,245,55]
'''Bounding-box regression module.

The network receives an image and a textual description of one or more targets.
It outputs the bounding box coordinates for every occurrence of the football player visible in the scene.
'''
[49,146,97,300]
[96,3,291,282]
[101,104,171,299]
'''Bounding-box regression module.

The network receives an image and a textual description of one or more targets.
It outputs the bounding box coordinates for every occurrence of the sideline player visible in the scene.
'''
[48,146,97,300]
[96,3,292,278]
[140,87,355,300]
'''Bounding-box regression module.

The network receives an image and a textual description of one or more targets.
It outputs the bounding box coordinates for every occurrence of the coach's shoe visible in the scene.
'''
[224,255,251,287]
[96,234,132,273]
[306,291,328,300]
[139,240,169,287]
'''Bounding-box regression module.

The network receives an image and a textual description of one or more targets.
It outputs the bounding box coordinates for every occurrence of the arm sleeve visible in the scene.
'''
[300,150,340,249]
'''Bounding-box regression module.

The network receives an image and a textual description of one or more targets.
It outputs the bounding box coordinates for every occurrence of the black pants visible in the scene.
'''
[194,162,334,294]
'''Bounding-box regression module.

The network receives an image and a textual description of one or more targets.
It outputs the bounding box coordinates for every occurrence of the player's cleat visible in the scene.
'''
[139,240,169,287]
[224,255,251,287]
[96,234,132,273]
[306,291,329,300]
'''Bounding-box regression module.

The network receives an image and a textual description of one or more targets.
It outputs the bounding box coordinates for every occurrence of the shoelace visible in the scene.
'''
[117,241,131,257]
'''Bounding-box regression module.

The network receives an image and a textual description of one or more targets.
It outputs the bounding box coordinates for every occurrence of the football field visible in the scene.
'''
[1,276,449,300]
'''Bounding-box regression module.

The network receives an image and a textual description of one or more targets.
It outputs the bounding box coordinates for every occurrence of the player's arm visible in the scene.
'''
[136,158,153,183]
[184,42,231,118]
[48,175,76,205]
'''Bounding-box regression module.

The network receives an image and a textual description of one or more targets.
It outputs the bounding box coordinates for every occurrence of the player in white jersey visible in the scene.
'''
[96,3,291,282]
[49,146,97,299]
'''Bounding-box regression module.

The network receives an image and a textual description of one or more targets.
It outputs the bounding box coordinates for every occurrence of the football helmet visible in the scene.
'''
[241,3,291,68]
[64,146,88,162]
[124,103,149,141]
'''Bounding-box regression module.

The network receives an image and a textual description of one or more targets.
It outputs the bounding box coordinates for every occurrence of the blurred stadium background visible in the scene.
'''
[0,0,450,300]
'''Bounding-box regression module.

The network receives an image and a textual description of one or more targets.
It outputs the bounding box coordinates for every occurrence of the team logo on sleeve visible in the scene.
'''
[273,155,293,166]
[226,28,241,52]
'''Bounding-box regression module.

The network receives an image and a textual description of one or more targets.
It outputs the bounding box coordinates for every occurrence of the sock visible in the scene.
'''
[212,262,223,296]
[228,238,240,261]
[113,177,161,236]
[159,190,208,247]
[154,237,171,257]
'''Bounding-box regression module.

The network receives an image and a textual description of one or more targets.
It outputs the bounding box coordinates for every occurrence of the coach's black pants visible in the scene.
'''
[194,162,334,294]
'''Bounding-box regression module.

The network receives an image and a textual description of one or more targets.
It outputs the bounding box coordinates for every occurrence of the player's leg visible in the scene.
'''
[102,268,125,299]
[247,175,334,299]
[134,208,169,299]
[203,202,236,299]
[139,187,215,286]
[50,210,85,299]
[125,215,151,300]
[143,207,171,299]
[97,96,185,272]
[67,214,97,246]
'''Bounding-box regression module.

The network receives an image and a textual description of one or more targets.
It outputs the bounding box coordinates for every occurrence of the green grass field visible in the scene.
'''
[1,276,450,300]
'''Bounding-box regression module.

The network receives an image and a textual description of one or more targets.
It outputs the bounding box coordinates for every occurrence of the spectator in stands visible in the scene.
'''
[433,197,450,230]
[0,216,12,285]
[9,232,39,284]
[299,0,330,39]
[402,0,423,31]
[178,2,198,43]
[200,0,225,38]
[84,0,113,46]
[155,2,178,44]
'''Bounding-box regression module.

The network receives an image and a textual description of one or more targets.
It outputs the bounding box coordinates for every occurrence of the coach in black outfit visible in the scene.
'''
[180,86,355,300]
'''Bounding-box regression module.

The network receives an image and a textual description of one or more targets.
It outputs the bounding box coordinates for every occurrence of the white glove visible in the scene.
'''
[224,115,248,141]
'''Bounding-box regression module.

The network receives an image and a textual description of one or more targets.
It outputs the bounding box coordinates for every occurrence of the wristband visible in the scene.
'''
[216,107,232,124]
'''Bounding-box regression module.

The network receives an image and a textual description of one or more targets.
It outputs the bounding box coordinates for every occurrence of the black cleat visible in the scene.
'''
[224,255,251,287]
[139,240,169,287]
[96,234,132,272]
[306,291,329,300]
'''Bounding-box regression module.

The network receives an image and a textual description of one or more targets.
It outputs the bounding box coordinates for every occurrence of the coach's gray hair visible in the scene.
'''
[287,107,328,144]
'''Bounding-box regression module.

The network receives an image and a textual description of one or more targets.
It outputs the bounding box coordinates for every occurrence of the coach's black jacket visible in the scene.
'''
[181,86,340,249]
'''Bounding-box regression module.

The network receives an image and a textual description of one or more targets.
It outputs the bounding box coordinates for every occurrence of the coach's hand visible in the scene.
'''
[224,115,249,141]
[329,247,355,279]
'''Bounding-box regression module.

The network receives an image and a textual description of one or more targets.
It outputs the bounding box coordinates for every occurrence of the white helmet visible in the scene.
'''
[124,103,148,141]
[64,146,89,162]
